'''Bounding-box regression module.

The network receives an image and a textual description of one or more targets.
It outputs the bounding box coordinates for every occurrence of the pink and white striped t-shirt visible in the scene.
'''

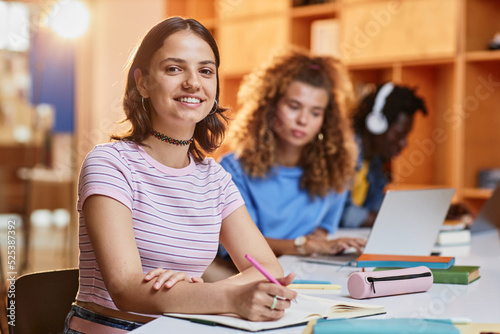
[75,140,244,311]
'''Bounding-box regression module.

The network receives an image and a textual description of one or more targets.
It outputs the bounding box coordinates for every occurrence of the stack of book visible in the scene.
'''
[436,220,471,246]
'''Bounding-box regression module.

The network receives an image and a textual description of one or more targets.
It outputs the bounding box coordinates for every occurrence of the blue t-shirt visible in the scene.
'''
[220,153,347,240]
[340,136,388,228]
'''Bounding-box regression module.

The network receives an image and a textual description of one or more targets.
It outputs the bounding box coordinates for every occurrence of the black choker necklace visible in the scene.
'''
[150,129,193,146]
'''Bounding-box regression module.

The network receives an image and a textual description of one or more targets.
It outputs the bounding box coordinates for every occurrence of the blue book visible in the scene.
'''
[291,279,332,284]
[313,318,460,334]
[356,254,455,269]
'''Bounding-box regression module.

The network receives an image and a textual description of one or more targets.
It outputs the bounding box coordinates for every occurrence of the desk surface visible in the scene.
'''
[131,229,500,333]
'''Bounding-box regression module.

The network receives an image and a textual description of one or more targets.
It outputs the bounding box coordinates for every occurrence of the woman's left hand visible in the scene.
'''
[144,268,204,290]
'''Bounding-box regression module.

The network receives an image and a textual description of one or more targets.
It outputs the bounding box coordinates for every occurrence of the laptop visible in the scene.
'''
[303,188,455,266]
[470,183,500,233]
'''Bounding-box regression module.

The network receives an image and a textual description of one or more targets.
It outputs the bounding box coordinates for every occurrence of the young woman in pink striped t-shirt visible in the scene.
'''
[65,17,296,333]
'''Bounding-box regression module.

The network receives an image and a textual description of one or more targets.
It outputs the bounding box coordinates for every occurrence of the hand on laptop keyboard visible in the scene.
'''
[342,246,361,255]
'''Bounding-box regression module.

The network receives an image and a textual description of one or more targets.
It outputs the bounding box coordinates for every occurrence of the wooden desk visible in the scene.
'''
[130,229,500,333]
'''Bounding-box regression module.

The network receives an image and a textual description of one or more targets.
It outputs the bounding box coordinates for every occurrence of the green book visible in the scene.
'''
[430,265,480,285]
[374,266,480,285]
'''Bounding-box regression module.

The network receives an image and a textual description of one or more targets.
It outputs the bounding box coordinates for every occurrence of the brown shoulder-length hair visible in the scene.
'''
[227,48,358,197]
[111,16,228,162]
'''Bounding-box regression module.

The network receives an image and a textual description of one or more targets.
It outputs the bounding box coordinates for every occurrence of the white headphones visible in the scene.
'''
[365,82,394,135]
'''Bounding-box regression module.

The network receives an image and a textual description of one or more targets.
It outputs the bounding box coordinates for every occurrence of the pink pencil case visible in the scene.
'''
[347,266,433,299]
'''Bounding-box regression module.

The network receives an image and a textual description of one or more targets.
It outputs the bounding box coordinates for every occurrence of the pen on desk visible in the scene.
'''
[245,254,282,285]
[287,284,341,290]
[423,317,471,325]
[291,279,332,285]
[447,318,472,325]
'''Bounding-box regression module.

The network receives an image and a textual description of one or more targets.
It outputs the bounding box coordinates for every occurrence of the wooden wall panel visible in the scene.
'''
[218,15,289,74]
[340,0,458,62]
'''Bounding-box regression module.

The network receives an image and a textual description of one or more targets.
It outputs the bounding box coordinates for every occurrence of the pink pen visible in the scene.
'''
[245,254,283,286]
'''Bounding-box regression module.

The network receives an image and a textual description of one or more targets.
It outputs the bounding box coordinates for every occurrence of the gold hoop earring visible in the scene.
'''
[142,97,148,112]
[208,100,218,116]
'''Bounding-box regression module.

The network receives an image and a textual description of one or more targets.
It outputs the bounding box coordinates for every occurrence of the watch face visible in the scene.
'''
[295,236,307,247]
[294,236,308,255]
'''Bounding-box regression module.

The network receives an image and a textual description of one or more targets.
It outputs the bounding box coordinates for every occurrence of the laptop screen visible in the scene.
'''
[363,188,455,256]
[470,183,500,233]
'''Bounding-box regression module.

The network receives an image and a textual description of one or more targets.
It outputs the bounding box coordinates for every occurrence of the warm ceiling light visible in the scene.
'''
[48,0,89,39]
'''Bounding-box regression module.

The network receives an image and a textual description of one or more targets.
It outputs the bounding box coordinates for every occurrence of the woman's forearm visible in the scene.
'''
[265,238,299,257]
[225,258,284,285]
[110,272,235,315]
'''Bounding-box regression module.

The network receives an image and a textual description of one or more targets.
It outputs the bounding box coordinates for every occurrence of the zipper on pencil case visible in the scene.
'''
[366,272,432,293]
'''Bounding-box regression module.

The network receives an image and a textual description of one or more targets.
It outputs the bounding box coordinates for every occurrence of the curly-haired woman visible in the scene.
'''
[219,49,366,258]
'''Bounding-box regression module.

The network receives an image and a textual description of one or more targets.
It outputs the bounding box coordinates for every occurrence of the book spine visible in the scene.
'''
[357,260,453,269]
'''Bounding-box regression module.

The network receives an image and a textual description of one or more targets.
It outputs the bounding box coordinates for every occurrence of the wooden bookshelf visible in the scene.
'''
[166,0,500,206]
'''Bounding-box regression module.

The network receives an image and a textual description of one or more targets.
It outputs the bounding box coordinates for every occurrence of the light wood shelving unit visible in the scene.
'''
[165,0,500,211]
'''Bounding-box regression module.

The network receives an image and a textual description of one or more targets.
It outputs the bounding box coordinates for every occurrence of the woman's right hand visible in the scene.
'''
[230,272,297,321]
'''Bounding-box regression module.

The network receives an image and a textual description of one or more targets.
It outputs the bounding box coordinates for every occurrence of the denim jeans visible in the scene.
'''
[64,304,144,333]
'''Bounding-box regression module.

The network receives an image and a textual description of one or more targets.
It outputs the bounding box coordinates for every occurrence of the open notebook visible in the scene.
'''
[164,294,385,332]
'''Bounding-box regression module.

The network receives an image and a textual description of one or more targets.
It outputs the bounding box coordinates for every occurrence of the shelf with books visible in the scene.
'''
[176,0,500,204]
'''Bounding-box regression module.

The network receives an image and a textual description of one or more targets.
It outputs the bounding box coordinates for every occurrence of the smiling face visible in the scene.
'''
[273,80,328,153]
[135,30,217,132]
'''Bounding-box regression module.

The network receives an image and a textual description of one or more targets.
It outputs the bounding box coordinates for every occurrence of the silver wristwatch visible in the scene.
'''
[294,236,308,255]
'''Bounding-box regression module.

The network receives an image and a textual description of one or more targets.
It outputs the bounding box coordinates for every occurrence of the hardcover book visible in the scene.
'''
[308,318,459,334]
[431,265,480,284]
[375,265,480,285]
[356,254,455,269]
